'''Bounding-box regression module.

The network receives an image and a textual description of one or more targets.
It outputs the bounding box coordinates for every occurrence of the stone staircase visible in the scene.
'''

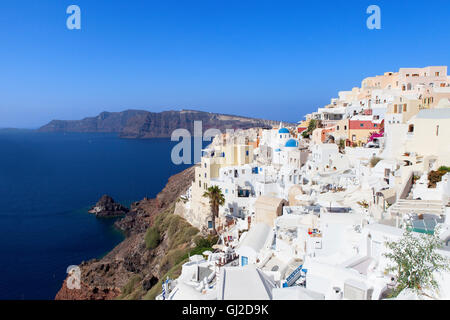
[389,199,445,217]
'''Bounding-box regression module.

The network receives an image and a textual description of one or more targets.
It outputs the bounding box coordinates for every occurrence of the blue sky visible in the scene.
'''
[0,0,449,128]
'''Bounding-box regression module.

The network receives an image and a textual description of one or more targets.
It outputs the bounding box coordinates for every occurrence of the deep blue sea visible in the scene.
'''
[0,131,192,300]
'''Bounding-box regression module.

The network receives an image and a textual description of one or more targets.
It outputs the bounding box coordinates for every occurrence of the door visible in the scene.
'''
[241,256,248,266]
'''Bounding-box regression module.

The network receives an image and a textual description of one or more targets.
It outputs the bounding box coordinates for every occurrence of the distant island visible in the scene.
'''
[39,109,294,138]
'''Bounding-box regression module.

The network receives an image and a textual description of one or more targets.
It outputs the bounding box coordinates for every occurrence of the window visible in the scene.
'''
[436,125,439,136]
[204,173,207,178]
[337,125,340,130]
[352,135,356,142]
[360,123,364,127]
[403,104,407,112]
[393,104,398,113]
[199,180,201,187]
[344,125,347,130]
[374,124,377,128]
[246,150,249,156]
[435,72,440,76]
[204,163,207,168]
[408,124,414,133]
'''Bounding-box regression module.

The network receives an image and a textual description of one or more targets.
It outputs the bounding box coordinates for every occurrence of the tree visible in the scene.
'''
[301,119,319,139]
[383,228,449,298]
[202,186,225,235]
[307,119,317,133]
[338,139,345,152]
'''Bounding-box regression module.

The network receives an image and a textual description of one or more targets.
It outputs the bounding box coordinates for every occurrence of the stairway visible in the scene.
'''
[389,199,445,217]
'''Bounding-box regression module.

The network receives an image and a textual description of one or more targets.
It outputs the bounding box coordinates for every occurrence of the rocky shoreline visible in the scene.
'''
[88,195,129,218]
[55,166,196,300]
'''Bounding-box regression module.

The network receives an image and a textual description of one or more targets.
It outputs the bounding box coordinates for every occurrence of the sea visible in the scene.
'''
[0,131,194,299]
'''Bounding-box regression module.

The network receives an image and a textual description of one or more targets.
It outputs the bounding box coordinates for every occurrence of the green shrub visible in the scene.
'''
[120,274,142,297]
[161,248,188,268]
[145,227,160,250]
[438,166,450,172]
[143,259,187,300]
[194,235,218,248]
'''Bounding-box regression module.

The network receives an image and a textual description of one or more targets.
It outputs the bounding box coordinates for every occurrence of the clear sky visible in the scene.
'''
[0,0,449,128]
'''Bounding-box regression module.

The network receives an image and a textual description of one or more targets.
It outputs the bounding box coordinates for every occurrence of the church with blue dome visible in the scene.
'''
[285,139,298,148]
[257,123,303,167]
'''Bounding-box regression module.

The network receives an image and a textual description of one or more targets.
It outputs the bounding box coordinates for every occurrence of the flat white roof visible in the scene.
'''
[364,223,404,237]
[417,108,450,119]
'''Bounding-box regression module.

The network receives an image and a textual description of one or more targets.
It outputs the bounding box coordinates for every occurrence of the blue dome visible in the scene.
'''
[275,148,281,152]
[278,128,289,134]
[285,139,298,148]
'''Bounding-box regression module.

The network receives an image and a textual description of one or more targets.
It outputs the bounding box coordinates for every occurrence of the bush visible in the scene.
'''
[142,235,219,300]
[143,259,186,300]
[194,235,218,248]
[301,131,309,139]
[428,170,448,188]
[120,274,142,297]
[383,228,450,297]
[438,166,450,172]
[161,248,188,268]
[145,227,160,250]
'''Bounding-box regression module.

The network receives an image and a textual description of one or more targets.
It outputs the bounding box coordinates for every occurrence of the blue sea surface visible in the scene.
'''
[0,131,192,299]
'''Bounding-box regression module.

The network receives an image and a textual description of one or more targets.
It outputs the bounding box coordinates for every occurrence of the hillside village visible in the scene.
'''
[159,66,450,300]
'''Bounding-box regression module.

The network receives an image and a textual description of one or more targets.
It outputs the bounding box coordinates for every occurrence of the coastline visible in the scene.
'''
[55,165,196,300]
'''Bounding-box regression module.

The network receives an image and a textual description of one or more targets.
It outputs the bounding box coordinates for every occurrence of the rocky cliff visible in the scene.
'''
[55,166,199,300]
[39,109,290,138]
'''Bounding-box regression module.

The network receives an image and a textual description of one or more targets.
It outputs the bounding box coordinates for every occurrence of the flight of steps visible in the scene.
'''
[389,199,445,217]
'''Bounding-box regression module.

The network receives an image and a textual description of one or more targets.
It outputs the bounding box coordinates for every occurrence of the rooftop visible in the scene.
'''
[416,108,450,119]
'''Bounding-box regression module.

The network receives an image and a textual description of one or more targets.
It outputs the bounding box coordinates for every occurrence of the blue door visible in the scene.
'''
[241,256,248,266]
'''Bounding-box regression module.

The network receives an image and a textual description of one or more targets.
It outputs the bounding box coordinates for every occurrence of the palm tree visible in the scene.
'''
[203,186,225,235]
